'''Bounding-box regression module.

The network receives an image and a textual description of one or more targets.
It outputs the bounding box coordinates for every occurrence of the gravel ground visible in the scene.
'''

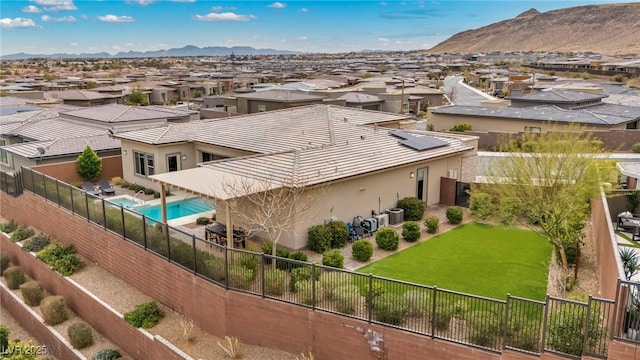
[0,307,56,360]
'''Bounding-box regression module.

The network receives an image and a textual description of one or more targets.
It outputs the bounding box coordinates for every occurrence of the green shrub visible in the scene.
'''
[365,281,386,305]
[153,192,161,199]
[424,216,439,234]
[20,281,45,307]
[322,249,344,269]
[21,233,51,252]
[238,254,259,274]
[264,269,286,296]
[326,221,349,249]
[397,197,425,221]
[445,206,463,224]
[4,340,38,360]
[375,228,399,251]
[434,306,452,331]
[307,225,332,253]
[195,217,211,225]
[40,295,68,325]
[124,301,164,329]
[227,265,254,290]
[404,290,430,317]
[467,310,503,348]
[143,187,155,195]
[320,272,352,300]
[373,294,407,325]
[521,141,540,152]
[351,239,373,262]
[76,145,102,181]
[545,305,603,356]
[0,325,8,354]
[295,280,317,305]
[3,266,26,290]
[68,322,93,349]
[632,142,640,153]
[402,221,421,242]
[450,122,473,132]
[36,243,84,276]
[92,348,122,360]
[334,285,360,314]
[0,253,10,274]
[0,220,17,233]
[289,267,318,293]
[469,192,494,220]
[10,226,34,242]
[289,251,308,263]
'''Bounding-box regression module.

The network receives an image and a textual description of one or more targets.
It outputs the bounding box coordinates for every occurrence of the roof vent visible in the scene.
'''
[343,117,348,122]
[360,135,365,140]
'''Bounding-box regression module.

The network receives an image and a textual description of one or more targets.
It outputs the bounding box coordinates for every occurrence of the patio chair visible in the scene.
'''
[617,211,640,241]
[82,181,101,197]
[97,179,116,195]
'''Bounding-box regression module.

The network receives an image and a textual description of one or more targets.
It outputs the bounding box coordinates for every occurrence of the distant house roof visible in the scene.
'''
[45,89,122,101]
[2,134,120,159]
[61,104,192,123]
[507,89,608,103]
[234,89,325,103]
[431,104,640,126]
[5,117,106,141]
[336,92,383,104]
[1,109,61,134]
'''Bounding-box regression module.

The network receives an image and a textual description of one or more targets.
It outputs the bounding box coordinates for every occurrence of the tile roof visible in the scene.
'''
[431,104,640,126]
[336,93,382,103]
[233,89,325,102]
[45,90,122,101]
[2,134,120,159]
[61,104,191,123]
[508,89,608,103]
[0,109,61,135]
[7,117,106,141]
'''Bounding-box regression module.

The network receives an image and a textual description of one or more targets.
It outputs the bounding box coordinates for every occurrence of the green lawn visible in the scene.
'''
[357,222,552,301]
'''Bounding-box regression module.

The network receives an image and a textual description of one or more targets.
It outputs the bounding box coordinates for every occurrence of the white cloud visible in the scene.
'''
[296,36,307,41]
[41,15,76,22]
[0,17,38,28]
[69,42,77,47]
[299,8,308,12]
[80,14,88,20]
[194,12,255,21]
[378,37,390,43]
[210,6,223,11]
[32,0,77,11]
[97,14,135,23]
[112,45,122,50]
[126,0,155,6]
[268,2,286,9]
[22,5,41,13]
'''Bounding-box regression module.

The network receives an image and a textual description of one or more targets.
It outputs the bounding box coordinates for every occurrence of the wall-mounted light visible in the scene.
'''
[182,155,187,160]
[359,187,366,192]
[122,150,127,156]
[410,172,415,178]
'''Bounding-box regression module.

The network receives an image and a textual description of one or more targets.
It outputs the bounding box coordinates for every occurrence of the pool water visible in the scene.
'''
[135,198,214,222]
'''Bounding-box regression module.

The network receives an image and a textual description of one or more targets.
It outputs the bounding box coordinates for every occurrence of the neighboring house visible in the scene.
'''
[507,89,609,109]
[231,89,329,114]
[336,92,384,111]
[45,89,123,107]
[114,104,478,250]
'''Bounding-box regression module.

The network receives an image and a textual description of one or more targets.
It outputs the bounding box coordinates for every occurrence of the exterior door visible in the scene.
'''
[167,154,181,172]
[416,167,429,205]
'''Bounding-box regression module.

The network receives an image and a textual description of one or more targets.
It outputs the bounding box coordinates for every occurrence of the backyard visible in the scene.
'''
[357,222,553,301]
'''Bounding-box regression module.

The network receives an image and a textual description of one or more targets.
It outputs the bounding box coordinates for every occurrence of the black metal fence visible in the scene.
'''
[455,181,470,208]
[3,167,626,358]
[0,170,23,197]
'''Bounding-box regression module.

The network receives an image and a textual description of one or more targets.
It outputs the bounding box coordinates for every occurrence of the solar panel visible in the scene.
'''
[390,130,449,151]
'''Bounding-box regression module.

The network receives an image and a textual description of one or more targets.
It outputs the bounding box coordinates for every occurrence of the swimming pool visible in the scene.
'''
[106,195,214,222]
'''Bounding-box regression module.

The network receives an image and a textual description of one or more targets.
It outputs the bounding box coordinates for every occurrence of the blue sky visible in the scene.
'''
[0,0,636,56]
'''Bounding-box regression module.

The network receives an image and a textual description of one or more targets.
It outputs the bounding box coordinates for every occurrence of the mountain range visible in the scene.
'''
[428,3,640,55]
[0,45,300,60]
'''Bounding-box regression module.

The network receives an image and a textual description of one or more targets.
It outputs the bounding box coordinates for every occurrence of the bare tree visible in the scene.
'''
[445,87,457,105]
[221,175,327,258]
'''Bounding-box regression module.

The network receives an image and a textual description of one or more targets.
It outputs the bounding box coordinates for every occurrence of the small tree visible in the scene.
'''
[126,87,149,106]
[76,146,102,181]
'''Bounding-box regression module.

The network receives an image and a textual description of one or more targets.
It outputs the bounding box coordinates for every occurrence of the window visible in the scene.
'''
[201,151,228,163]
[167,154,180,172]
[524,126,541,133]
[257,104,266,112]
[402,103,409,113]
[627,122,638,130]
[134,151,154,176]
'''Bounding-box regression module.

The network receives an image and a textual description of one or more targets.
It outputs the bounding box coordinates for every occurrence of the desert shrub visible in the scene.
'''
[143,187,155,195]
[402,221,421,242]
[326,221,349,249]
[4,340,38,360]
[445,206,464,224]
[10,226,34,242]
[365,281,386,305]
[153,192,161,199]
[196,254,225,282]
[0,219,17,233]
[0,253,10,274]
[227,266,254,290]
[590,140,604,150]
[20,281,45,307]
[295,280,317,305]
[289,251,308,263]
[467,310,503,348]
[195,217,211,225]
[0,325,8,354]
[373,294,407,325]
[334,285,360,314]
[351,239,373,262]
[469,192,494,220]
[320,272,352,300]
[289,267,318,293]
[424,216,439,234]
[238,254,259,274]
[263,269,286,296]
[92,348,122,360]
[632,142,640,153]
[40,295,68,325]
[124,301,164,329]
[450,122,473,132]
[521,141,540,152]
[375,228,399,251]
[434,306,453,331]
[404,290,430,317]
[322,249,344,269]
[396,197,425,221]
[21,233,51,252]
[36,243,84,276]
[307,225,332,253]
[68,322,93,349]
[3,266,26,290]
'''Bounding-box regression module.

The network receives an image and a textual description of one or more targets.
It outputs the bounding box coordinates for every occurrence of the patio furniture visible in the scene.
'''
[97,179,116,195]
[205,222,247,248]
[617,211,640,241]
[82,181,101,197]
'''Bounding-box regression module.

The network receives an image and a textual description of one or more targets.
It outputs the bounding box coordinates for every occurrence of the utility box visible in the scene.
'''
[374,213,389,228]
[386,208,404,225]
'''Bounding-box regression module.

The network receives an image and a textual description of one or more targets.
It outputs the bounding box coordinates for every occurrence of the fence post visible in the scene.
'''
[85,193,90,221]
[192,235,197,274]
[42,174,47,201]
[121,207,126,239]
[55,179,60,207]
[224,247,229,290]
[582,296,593,356]
[70,184,75,214]
[261,253,265,298]
[612,278,622,339]
[142,216,148,249]
[102,199,107,229]
[367,274,373,323]
[431,287,437,338]
[504,294,511,350]
[30,167,35,194]
[312,263,316,310]
[165,224,171,261]
[541,295,550,352]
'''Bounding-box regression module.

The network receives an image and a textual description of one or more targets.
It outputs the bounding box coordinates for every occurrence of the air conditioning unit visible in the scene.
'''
[324,216,338,225]
[447,169,458,179]
[374,213,389,228]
